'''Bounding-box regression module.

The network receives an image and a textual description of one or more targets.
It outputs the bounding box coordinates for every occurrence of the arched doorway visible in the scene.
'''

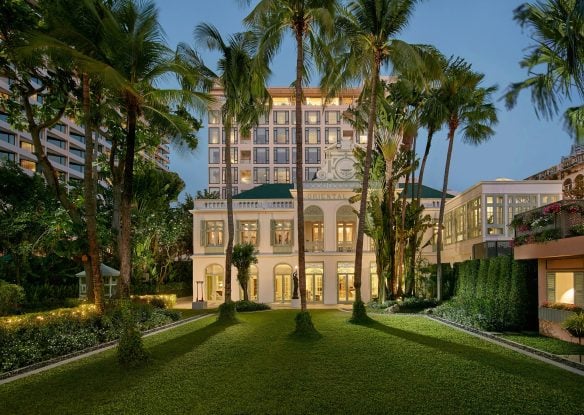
[239,264,258,301]
[205,264,224,301]
[336,205,357,252]
[304,205,324,252]
[274,264,292,302]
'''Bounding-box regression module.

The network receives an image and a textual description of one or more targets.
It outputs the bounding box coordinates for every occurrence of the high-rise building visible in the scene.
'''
[206,85,363,198]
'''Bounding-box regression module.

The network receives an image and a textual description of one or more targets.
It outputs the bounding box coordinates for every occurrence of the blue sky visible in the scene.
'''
[155,0,575,197]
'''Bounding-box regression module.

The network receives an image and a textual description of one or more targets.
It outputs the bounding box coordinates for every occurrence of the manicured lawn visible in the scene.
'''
[499,332,584,355]
[1,310,583,414]
[173,308,217,319]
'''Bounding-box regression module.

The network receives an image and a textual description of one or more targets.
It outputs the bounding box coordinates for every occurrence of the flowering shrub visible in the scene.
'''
[542,302,583,313]
[543,203,561,215]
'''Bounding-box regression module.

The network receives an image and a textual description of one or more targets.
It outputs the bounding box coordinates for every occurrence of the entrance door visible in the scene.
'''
[206,272,224,301]
[338,273,355,303]
[274,264,292,302]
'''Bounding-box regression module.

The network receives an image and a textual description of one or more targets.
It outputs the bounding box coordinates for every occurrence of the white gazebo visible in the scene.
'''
[76,264,120,298]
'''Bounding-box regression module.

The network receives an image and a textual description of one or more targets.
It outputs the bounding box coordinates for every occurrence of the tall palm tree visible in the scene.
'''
[324,0,441,321]
[192,23,271,319]
[244,0,336,331]
[505,0,584,141]
[435,59,498,300]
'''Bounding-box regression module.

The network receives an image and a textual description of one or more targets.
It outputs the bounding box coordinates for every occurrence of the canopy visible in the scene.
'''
[76,264,120,277]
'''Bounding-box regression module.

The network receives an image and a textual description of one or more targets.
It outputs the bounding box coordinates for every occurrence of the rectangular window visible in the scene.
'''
[370,262,378,300]
[508,194,538,227]
[48,153,66,166]
[240,150,251,164]
[305,128,320,144]
[541,194,560,204]
[222,128,238,144]
[273,127,289,144]
[274,167,290,183]
[271,220,293,246]
[222,167,238,184]
[444,211,453,245]
[209,147,220,164]
[257,113,268,125]
[238,221,258,245]
[305,167,319,180]
[0,112,9,122]
[69,132,85,144]
[204,221,224,247]
[305,111,320,125]
[20,159,36,171]
[52,123,66,133]
[291,127,297,144]
[357,133,368,144]
[209,167,220,184]
[547,272,584,305]
[208,110,221,124]
[254,128,269,144]
[467,197,482,239]
[47,136,66,149]
[325,110,340,124]
[325,127,340,144]
[273,111,289,125]
[20,141,33,152]
[70,148,85,159]
[454,205,466,242]
[274,147,289,164]
[70,162,84,173]
[254,147,269,164]
[222,147,238,164]
[305,147,321,164]
[254,167,270,184]
[240,169,252,184]
[0,131,16,145]
[486,195,505,235]
[208,127,220,144]
[0,151,15,162]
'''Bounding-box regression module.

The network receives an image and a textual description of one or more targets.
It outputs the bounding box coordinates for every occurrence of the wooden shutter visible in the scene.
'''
[546,272,555,303]
[200,220,206,246]
[574,272,584,306]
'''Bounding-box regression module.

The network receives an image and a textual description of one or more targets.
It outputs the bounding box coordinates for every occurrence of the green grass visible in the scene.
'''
[173,308,217,319]
[1,311,583,414]
[499,332,584,355]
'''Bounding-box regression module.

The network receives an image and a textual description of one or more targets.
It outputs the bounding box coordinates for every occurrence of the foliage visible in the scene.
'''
[367,297,439,314]
[232,243,258,302]
[234,300,270,312]
[117,303,149,368]
[130,294,177,309]
[23,284,78,311]
[195,189,220,199]
[217,301,237,323]
[543,302,584,313]
[0,280,25,316]
[563,312,584,344]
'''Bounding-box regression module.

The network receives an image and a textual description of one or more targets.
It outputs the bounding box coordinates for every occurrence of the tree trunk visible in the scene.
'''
[118,98,138,298]
[224,118,234,304]
[355,55,381,308]
[416,129,434,202]
[436,122,457,301]
[385,159,396,298]
[82,73,104,313]
[294,27,307,312]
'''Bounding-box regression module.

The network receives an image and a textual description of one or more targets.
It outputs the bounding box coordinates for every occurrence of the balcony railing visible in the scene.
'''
[337,241,354,252]
[305,240,324,252]
[512,200,584,246]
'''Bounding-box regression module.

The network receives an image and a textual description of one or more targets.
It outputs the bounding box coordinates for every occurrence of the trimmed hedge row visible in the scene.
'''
[434,257,533,331]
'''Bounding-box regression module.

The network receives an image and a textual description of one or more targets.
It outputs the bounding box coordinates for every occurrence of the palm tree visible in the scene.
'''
[192,23,271,319]
[435,59,498,300]
[244,0,336,332]
[232,242,259,301]
[324,0,441,321]
[505,0,584,141]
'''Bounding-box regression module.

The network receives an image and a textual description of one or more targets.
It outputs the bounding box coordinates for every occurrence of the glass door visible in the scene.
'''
[337,262,355,303]
[274,264,292,302]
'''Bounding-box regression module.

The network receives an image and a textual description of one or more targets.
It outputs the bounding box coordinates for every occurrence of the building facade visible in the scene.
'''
[206,85,363,198]
[526,144,584,197]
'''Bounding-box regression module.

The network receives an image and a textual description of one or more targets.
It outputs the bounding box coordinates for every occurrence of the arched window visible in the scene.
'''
[205,264,224,301]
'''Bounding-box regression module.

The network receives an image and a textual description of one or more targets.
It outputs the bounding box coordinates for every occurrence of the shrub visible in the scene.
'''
[293,311,321,338]
[234,300,270,312]
[0,280,25,315]
[544,302,584,313]
[130,294,176,309]
[23,284,78,311]
[399,297,439,313]
[117,305,149,368]
[563,313,584,345]
[217,301,237,323]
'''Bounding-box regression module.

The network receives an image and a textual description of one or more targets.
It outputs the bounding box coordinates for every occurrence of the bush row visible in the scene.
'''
[234,300,270,312]
[0,302,181,373]
[434,257,533,331]
[367,297,439,314]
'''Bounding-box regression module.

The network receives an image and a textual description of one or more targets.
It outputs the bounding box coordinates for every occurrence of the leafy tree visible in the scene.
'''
[195,189,220,199]
[435,59,498,300]
[232,243,259,301]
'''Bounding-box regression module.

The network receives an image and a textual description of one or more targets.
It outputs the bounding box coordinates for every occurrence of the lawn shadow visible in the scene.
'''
[361,318,561,379]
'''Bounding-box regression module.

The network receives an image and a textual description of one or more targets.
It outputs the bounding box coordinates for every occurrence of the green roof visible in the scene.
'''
[398,183,454,199]
[233,184,294,199]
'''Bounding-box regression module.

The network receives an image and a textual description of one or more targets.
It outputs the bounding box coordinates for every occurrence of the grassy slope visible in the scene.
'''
[1,310,582,415]
[499,332,584,355]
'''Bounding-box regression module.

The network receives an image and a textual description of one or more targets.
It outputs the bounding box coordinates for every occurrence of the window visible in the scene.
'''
[274,167,290,183]
[0,112,8,122]
[291,127,297,144]
[257,113,268,124]
[70,162,84,173]
[305,128,320,144]
[254,167,270,184]
[222,128,238,144]
[254,128,269,144]
[0,131,16,145]
[209,147,220,164]
[47,136,66,149]
[305,147,321,164]
[273,111,289,125]
[305,167,319,180]
[325,110,340,124]
[508,194,537,226]
[486,195,504,235]
[208,110,221,124]
[222,147,238,164]
[357,133,368,144]
[0,151,15,162]
[48,153,66,165]
[209,167,220,184]
[292,167,297,183]
[325,127,340,144]
[305,111,320,125]
[222,167,238,184]
[370,263,378,300]
[240,150,251,164]
[454,205,466,242]
[70,148,85,159]
[70,132,85,144]
[203,221,224,247]
[337,222,354,251]
[467,197,482,239]
[209,127,220,144]
[547,272,584,305]
[254,147,269,164]
[274,147,289,164]
[541,194,560,204]
[20,141,33,152]
[271,220,293,246]
[306,97,322,106]
[274,127,289,144]
[238,221,258,245]
[20,159,36,171]
[240,169,251,184]
[53,123,66,133]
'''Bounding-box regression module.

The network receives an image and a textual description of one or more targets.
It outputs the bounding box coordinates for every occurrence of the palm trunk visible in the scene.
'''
[416,129,434,202]
[294,27,307,313]
[436,121,457,301]
[224,119,234,304]
[118,98,138,298]
[354,56,381,313]
[385,158,396,298]
[82,73,104,313]
[398,146,412,297]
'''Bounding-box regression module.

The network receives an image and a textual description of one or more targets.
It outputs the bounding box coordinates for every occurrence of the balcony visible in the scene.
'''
[337,241,354,252]
[305,240,324,252]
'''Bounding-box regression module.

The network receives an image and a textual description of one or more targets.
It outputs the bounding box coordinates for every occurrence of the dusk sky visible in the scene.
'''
[155,0,577,198]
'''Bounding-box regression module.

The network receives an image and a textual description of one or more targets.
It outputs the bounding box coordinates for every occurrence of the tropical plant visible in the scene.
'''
[563,312,584,345]
[435,59,498,300]
[244,0,336,333]
[506,0,584,142]
[232,243,259,301]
